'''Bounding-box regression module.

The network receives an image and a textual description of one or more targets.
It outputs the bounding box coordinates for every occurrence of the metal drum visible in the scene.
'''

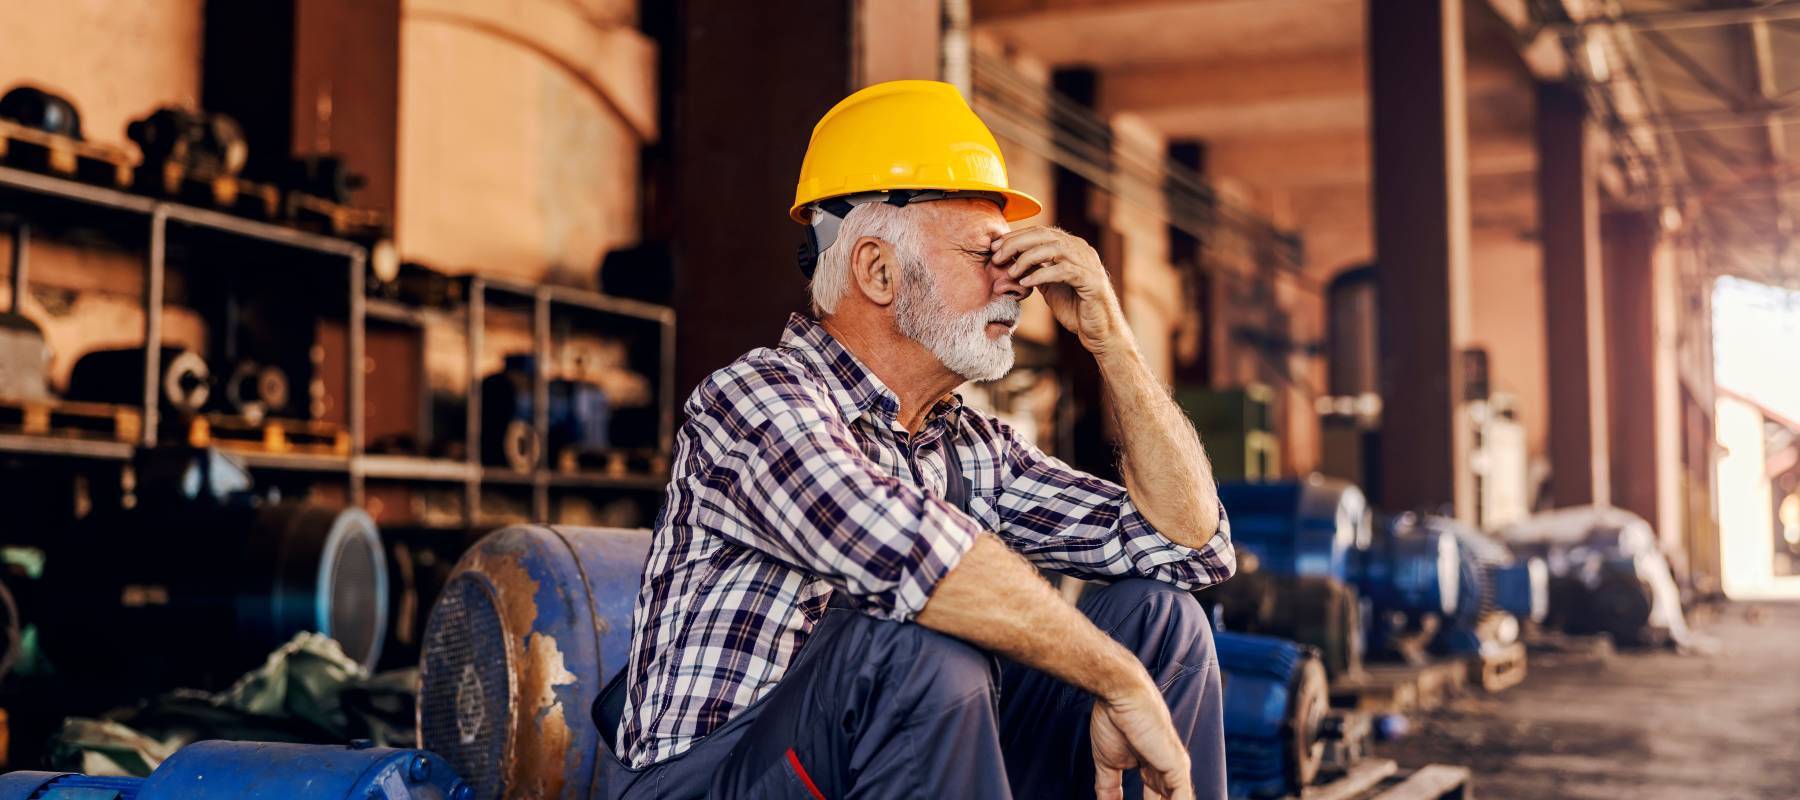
[1354,513,1460,617]
[418,525,650,800]
[1218,631,1330,800]
[0,740,468,799]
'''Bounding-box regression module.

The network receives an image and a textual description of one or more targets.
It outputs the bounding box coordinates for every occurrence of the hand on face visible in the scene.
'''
[989,226,1128,355]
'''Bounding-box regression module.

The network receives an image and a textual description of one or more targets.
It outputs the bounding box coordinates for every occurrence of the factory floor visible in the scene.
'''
[1377,602,1800,799]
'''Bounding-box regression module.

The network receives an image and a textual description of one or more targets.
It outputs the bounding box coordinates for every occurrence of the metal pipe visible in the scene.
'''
[348,247,367,506]
[465,280,485,526]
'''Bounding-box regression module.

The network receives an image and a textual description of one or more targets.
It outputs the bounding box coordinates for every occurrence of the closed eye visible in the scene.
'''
[954,246,994,265]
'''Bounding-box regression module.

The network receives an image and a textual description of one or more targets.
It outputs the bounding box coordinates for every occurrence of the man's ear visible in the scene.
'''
[849,236,898,307]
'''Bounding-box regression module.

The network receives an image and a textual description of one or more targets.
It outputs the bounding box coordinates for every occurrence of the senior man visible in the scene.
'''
[603,80,1235,799]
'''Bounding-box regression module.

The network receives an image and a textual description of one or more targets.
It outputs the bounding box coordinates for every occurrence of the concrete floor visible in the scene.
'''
[1377,602,1800,800]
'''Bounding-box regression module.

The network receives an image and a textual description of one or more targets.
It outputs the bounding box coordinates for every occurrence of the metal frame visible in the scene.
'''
[0,163,676,529]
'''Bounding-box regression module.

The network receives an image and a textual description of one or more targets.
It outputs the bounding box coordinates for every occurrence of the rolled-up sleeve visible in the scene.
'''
[692,357,980,620]
[988,419,1235,590]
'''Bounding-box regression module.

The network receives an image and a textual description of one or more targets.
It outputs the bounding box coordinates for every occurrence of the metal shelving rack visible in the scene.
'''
[0,163,675,528]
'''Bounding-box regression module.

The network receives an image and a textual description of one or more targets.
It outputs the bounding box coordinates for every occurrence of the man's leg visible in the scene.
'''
[709,607,1013,799]
[999,578,1226,800]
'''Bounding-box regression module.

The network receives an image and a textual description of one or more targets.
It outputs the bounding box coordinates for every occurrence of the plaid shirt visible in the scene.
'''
[618,313,1235,767]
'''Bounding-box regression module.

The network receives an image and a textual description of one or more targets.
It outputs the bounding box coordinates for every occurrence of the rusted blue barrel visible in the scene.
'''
[417,525,650,800]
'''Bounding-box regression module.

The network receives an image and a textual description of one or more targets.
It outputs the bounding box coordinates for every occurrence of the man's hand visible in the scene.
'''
[991,227,1128,355]
[1091,680,1195,800]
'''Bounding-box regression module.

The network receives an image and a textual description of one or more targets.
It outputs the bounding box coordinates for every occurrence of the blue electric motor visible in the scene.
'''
[1215,477,1371,582]
[0,740,468,799]
[1218,631,1330,800]
[418,525,650,800]
[1354,513,1462,618]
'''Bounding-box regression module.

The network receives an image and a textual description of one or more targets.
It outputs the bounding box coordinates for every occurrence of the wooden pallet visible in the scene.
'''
[1302,759,1472,800]
[0,397,141,442]
[190,414,349,456]
[286,192,388,239]
[133,162,281,219]
[1331,658,1468,713]
[0,119,133,188]
[1469,642,1527,693]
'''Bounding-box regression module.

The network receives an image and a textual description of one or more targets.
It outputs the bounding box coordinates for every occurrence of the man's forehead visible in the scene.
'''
[929,199,1009,242]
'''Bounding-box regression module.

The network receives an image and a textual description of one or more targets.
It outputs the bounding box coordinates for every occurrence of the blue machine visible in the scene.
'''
[418,525,650,800]
[1354,513,1461,618]
[1217,631,1329,800]
[1215,478,1370,582]
[0,741,468,799]
[481,355,613,471]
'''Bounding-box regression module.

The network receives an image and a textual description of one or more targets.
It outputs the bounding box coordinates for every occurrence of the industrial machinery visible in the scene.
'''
[36,448,387,693]
[418,525,649,800]
[126,107,248,186]
[1217,631,1330,800]
[66,346,211,420]
[0,740,469,799]
[0,86,82,139]
[1501,505,1688,647]
[480,355,612,473]
[1203,478,1370,676]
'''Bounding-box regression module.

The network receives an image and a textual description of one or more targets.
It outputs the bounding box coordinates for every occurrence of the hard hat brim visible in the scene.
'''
[789,187,1042,225]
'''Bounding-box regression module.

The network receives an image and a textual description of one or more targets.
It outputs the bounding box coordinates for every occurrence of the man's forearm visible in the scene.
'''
[916,534,1152,701]
[1095,341,1222,548]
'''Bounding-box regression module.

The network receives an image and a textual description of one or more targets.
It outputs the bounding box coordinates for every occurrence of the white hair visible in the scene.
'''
[808,201,929,317]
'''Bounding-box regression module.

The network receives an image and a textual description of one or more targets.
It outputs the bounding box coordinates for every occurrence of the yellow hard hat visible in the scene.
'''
[790,80,1042,225]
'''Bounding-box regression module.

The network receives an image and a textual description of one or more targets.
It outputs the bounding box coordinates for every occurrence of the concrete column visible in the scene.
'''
[1536,83,1612,508]
[1604,210,1681,541]
[1368,0,1474,518]
[668,0,855,397]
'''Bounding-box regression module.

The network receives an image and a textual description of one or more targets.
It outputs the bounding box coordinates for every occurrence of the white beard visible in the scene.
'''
[894,261,1019,382]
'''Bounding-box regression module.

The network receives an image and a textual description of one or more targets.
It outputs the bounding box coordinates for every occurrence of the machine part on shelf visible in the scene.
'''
[221,360,290,420]
[419,525,650,800]
[39,451,387,693]
[282,154,364,205]
[126,107,248,182]
[1214,477,1370,582]
[371,239,401,284]
[0,740,469,799]
[480,355,613,473]
[1218,631,1330,800]
[1500,505,1689,647]
[66,347,211,417]
[0,86,81,139]
[502,419,540,473]
[0,312,49,401]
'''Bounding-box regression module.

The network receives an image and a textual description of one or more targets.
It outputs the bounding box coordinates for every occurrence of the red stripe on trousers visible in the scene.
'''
[786,747,827,800]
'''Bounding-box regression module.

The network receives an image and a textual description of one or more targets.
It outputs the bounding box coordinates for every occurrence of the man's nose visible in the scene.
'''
[991,263,1031,300]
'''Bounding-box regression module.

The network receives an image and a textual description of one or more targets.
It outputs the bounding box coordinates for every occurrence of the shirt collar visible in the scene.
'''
[778,313,965,429]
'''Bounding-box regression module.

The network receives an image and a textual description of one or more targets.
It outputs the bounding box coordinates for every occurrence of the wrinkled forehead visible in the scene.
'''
[922,197,1009,246]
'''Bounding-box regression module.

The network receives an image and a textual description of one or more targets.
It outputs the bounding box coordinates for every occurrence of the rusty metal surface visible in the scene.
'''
[420,524,651,800]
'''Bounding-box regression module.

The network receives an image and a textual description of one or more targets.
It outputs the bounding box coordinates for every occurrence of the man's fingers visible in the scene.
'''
[991,227,1063,265]
[1094,764,1126,800]
[1019,261,1083,290]
[1004,243,1066,280]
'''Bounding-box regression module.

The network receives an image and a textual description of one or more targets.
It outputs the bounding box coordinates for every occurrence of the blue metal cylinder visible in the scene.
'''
[1353,513,1460,617]
[1491,557,1549,623]
[0,741,467,799]
[1215,478,1369,582]
[1218,631,1329,800]
[417,525,651,800]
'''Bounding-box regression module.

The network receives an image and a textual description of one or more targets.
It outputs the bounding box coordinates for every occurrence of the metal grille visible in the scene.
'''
[328,530,382,666]
[421,575,512,800]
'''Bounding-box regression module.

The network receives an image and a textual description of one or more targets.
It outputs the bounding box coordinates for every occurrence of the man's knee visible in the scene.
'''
[1080,578,1216,669]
